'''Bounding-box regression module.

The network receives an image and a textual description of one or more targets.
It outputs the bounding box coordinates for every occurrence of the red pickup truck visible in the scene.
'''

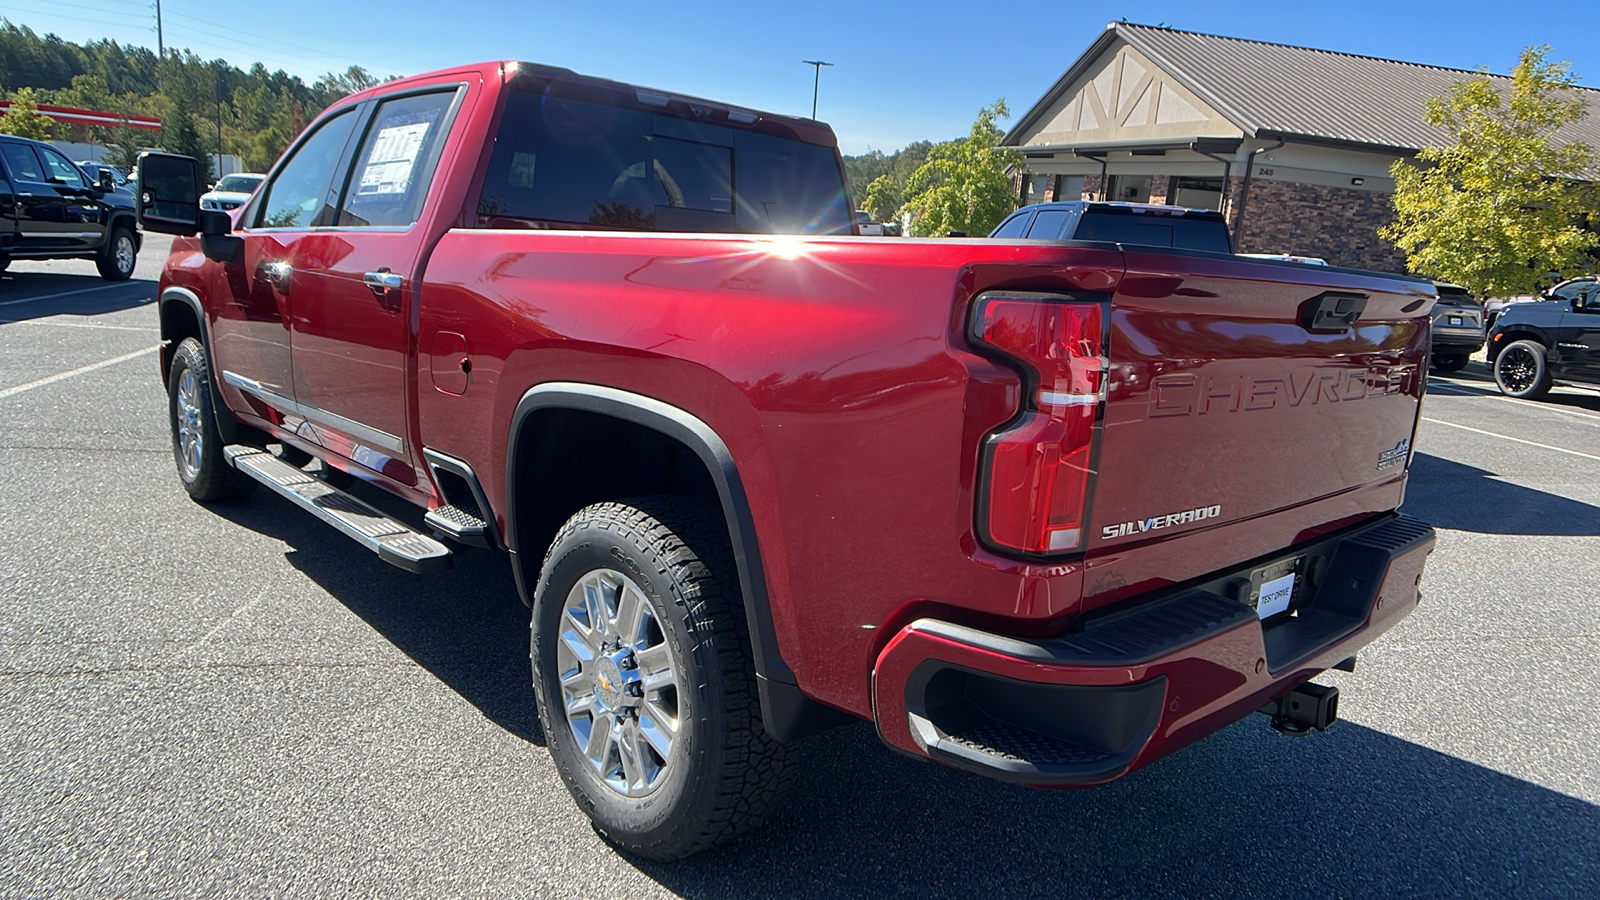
[138,61,1436,859]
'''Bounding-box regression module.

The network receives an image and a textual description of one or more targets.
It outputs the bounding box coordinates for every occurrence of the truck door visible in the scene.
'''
[0,163,14,257]
[35,143,110,252]
[210,106,363,437]
[1561,287,1600,381]
[286,84,466,485]
[0,141,103,253]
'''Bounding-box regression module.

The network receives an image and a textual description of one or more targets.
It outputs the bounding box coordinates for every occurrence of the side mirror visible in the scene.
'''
[136,151,203,235]
[97,169,116,192]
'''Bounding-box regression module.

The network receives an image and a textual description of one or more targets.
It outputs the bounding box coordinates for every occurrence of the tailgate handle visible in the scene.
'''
[1300,291,1368,333]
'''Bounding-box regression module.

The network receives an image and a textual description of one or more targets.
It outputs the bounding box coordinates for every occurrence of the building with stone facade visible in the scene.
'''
[1003,23,1600,272]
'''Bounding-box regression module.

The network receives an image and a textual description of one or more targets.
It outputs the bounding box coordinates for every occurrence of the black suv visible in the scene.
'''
[0,134,141,280]
[990,201,1234,253]
[1487,276,1600,398]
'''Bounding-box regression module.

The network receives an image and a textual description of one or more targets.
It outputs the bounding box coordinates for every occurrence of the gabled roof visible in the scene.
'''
[1006,22,1600,153]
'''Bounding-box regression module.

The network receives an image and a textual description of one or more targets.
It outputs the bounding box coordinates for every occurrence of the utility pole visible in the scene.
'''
[215,71,224,179]
[154,0,164,57]
[802,60,833,120]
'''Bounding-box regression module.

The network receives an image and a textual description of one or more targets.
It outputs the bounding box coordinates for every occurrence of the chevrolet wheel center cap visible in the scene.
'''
[593,657,626,710]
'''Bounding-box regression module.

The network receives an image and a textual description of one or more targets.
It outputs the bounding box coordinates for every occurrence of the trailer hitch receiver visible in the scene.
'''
[1260,682,1339,737]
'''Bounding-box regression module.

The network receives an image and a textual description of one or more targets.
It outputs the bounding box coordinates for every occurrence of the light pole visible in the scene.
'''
[802,60,833,119]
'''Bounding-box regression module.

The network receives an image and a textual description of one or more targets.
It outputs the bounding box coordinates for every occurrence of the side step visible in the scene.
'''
[424,504,491,548]
[224,445,452,574]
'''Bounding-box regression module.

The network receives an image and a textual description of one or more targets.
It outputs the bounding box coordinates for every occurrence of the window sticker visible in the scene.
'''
[358,122,431,195]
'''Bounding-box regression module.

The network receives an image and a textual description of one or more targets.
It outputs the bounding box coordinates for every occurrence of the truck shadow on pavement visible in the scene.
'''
[1404,452,1600,535]
[211,490,1599,897]
[210,490,545,745]
[0,272,158,323]
[638,718,1600,898]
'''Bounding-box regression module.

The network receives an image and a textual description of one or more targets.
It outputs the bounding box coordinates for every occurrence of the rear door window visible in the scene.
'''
[1025,209,1072,239]
[477,91,850,234]
[991,212,1031,238]
[1,144,45,183]
[336,90,459,227]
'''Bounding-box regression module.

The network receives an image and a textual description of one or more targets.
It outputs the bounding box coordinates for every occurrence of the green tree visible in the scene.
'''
[0,86,55,139]
[1382,46,1598,297]
[862,174,902,222]
[162,96,214,179]
[314,65,380,99]
[900,100,1023,237]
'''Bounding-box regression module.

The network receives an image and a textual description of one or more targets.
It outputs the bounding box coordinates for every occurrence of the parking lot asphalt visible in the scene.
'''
[2,246,1597,898]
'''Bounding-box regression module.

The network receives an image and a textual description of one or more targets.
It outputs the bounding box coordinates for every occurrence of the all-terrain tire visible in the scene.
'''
[1493,339,1553,399]
[168,337,256,502]
[530,497,793,860]
[96,224,137,281]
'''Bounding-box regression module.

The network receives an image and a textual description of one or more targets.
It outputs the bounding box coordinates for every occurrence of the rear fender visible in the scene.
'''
[505,382,848,742]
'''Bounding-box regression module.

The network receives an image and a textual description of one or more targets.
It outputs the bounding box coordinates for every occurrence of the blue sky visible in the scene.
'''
[7,0,1600,155]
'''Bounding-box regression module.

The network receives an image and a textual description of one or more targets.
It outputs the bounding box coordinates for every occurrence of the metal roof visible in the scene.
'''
[1009,22,1600,154]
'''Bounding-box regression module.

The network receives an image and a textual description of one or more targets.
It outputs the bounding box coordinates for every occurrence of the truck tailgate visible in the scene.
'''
[1085,252,1432,604]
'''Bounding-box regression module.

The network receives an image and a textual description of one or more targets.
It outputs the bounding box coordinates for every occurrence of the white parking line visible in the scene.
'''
[1421,417,1600,461]
[0,283,152,307]
[1428,377,1600,425]
[0,345,160,401]
[0,319,153,332]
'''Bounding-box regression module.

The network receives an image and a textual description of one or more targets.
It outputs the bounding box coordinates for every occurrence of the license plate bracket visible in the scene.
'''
[1241,557,1302,620]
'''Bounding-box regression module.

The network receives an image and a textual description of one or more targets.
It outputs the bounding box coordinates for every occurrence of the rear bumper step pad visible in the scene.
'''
[224,445,452,574]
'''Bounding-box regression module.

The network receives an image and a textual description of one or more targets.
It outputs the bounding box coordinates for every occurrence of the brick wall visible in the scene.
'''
[1147,174,1171,205]
[1232,177,1407,272]
[1082,174,1103,201]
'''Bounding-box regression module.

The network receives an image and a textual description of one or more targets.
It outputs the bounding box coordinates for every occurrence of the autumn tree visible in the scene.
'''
[0,87,55,139]
[1383,46,1598,297]
[900,101,1023,236]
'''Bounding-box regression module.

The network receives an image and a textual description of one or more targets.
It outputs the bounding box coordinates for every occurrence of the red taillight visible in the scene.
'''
[972,295,1105,554]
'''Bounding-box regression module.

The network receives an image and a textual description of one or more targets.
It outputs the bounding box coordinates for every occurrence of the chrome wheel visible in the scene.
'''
[557,568,681,798]
[174,367,204,481]
[1497,345,1539,393]
[113,234,135,274]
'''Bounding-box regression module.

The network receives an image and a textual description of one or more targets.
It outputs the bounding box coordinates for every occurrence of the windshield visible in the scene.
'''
[215,174,264,193]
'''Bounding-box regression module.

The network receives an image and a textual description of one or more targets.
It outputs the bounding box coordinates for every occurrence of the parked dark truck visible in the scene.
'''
[138,61,1437,860]
[1,133,141,279]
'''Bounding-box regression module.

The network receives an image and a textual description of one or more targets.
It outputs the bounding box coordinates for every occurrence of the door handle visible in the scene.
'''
[364,269,404,294]
[259,260,292,290]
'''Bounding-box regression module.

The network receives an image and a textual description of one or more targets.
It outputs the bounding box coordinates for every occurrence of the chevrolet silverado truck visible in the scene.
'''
[1487,277,1600,398]
[136,61,1437,860]
[1,133,140,279]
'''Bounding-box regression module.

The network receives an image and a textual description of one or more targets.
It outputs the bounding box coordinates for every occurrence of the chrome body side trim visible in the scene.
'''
[221,369,405,454]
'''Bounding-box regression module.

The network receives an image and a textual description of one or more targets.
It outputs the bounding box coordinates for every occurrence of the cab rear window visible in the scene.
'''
[476,92,851,234]
[1075,211,1233,253]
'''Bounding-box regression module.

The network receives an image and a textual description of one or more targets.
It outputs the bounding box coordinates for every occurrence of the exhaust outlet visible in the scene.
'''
[1260,682,1339,737]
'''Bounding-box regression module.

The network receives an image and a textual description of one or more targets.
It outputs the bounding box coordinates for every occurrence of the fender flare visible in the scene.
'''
[1489,325,1553,361]
[160,286,253,444]
[107,212,141,249]
[506,382,847,741]
[159,286,210,379]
